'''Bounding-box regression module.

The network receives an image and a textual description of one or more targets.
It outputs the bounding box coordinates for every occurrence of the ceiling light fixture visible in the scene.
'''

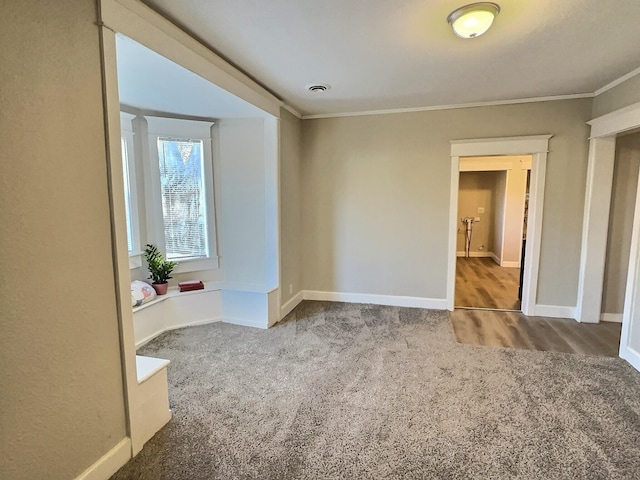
[447,2,500,39]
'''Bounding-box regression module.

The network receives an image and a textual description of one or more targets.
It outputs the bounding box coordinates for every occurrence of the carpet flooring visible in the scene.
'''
[112,301,640,479]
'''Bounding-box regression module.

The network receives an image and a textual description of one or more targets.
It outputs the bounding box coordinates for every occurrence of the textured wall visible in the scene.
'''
[301,99,592,305]
[279,109,303,306]
[602,133,640,314]
[0,1,127,478]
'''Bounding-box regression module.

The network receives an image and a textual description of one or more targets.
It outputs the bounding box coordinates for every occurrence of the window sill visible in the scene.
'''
[172,256,220,274]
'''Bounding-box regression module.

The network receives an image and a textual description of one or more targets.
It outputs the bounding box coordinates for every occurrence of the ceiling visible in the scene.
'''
[140,0,640,117]
[116,34,268,118]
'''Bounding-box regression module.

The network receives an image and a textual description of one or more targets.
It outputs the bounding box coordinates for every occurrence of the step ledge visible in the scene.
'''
[136,355,170,384]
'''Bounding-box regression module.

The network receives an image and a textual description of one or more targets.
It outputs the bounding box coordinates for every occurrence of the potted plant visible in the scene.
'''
[143,244,177,296]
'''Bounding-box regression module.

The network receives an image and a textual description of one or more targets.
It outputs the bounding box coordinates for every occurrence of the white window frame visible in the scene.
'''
[120,112,143,269]
[145,116,219,273]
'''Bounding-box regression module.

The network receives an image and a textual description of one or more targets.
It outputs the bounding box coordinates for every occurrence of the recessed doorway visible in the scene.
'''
[454,157,531,311]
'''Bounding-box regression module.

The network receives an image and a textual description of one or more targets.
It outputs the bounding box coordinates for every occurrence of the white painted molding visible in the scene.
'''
[448,137,550,316]
[74,438,131,480]
[135,318,222,348]
[575,137,616,324]
[450,135,553,157]
[534,304,576,320]
[303,290,448,310]
[620,345,640,372]
[588,101,640,138]
[100,0,282,117]
[490,252,501,265]
[301,94,593,120]
[280,291,304,319]
[281,103,303,119]
[456,251,494,258]
[594,65,640,97]
[224,317,270,329]
[447,156,461,311]
[601,313,623,323]
[501,261,520,268]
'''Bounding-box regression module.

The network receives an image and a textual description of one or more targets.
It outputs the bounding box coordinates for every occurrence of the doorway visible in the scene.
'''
[454,156,531,311]
[446,135,552,316]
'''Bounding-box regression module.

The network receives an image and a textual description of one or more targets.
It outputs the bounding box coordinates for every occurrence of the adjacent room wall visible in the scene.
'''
[457,171,499,255]
[301,99,592,306]
[280,109,303,307]
[592,73,640,118]
[0,1,127,479]
[602,132,640,315]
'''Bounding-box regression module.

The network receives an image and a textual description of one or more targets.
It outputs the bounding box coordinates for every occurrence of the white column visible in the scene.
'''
[575,137,616,323]
[620,166,640,369]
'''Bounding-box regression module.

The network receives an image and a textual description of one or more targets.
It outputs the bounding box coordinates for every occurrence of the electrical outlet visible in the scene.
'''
[474,217,481,222]
[478,245,485,251]
[478,207,485,213]
[289,283,293,294]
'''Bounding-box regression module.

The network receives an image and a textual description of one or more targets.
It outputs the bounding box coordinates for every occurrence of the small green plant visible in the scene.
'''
[143,244,177,284]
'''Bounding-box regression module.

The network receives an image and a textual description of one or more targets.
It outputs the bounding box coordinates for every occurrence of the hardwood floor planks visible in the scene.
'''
[455,257,521,310]
[450,309,621,357]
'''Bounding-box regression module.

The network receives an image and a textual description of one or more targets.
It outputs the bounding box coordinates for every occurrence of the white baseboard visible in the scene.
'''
[620,344,640,371]
[303,290,447,310]
[501,260,520,268]
[74,438,131,480]
[280,291,304,319]
[135,318,222,348]
[490,252,501,265]
[601,313,623,323]
[533,304,576,320]
[224,317,269,329]
[456,251,493,258]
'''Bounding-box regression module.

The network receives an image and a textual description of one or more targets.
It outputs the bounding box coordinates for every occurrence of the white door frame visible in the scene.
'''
[446,135,553,314]
[585,101,640,369]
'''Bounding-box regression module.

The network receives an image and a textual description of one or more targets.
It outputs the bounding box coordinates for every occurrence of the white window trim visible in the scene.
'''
[120,112,143,269]
[145,116,220,273]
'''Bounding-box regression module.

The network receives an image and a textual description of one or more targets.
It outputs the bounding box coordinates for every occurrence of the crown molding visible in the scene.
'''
[301,93,594,120]
[594,65,640,97]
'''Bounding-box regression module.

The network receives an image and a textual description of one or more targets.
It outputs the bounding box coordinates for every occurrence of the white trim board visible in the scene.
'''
[303,290,448,310]
[280,290,304,319]
[533,304,576,320]
[301,94,592,120]
[594,65,640,97]
[447,136,551,315]
[456,251,494,258]
[74,438,131,480]
[601,313,623,323]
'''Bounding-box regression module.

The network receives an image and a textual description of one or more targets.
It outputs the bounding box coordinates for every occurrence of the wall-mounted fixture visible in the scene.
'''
[447,2,500,39]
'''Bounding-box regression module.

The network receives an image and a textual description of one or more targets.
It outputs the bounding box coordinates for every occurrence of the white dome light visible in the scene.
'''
[447,2,500,39]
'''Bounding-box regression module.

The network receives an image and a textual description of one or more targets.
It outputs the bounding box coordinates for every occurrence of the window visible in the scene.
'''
[156,138,208,260]
[120,112,141,266]
[120,114,218,273]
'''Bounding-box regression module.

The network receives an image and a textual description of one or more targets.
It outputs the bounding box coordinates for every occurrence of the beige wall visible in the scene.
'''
[592,74,640,118]
[280,109,303,305]
[0,1,127,479]
[301,99,592,304]
[457,171,499,254]
[602,132,640,314]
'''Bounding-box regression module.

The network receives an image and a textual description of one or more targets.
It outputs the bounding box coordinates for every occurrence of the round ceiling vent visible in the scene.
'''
[306,83,331,93]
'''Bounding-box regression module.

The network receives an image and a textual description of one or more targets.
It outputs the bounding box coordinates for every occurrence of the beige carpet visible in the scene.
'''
[112,301,640,479]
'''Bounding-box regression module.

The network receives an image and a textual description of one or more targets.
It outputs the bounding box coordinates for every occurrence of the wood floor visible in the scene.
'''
[455,257,520,310]
[450,309,622,357]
